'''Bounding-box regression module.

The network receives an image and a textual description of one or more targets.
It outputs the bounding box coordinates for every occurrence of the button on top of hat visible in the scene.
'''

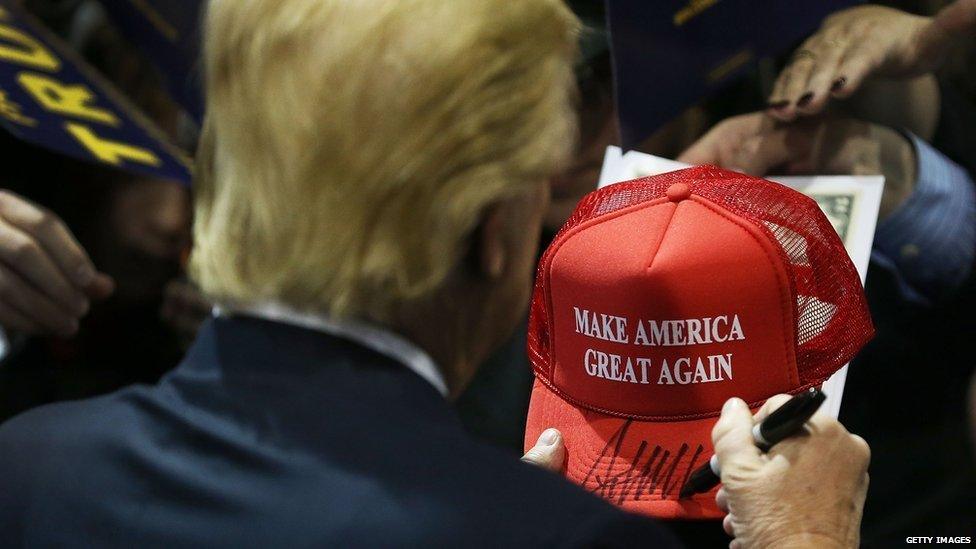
[666,183,692,202]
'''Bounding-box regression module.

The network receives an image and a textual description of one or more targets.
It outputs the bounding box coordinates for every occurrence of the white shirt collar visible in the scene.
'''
[214,302,449,398]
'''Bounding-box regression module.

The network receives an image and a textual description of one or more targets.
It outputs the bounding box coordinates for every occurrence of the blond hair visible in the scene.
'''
[191,0,579,319]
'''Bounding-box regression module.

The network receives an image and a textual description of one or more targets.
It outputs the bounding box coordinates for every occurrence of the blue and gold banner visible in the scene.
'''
[0,0,191,182]
[97,0,204,122]
[609,0,858,148]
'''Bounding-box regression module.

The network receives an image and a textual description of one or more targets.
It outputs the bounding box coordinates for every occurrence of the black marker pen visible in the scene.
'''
[679,387,827,499]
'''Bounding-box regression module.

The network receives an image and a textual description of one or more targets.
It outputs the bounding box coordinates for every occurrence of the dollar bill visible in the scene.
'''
[809,192,855,244]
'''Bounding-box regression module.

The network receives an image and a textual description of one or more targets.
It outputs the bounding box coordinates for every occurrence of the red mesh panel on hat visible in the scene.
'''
[528,166,874,406]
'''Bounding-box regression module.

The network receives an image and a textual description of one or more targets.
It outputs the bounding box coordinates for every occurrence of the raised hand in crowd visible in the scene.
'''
[0,190,114,336]
[767,1,976,121]
[678,112,917,219]
[713,395,870,549]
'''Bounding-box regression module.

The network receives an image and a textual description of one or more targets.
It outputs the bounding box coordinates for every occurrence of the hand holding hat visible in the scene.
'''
[713,395,870,549]
[521,429,565,472]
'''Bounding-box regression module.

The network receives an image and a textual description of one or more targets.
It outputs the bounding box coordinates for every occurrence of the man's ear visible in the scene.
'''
[476,204,507,280]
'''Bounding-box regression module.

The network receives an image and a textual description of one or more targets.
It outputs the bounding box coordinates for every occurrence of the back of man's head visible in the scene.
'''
[191,0,580,322]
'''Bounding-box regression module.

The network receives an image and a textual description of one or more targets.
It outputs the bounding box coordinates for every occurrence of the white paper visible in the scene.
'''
[597,147,884,418]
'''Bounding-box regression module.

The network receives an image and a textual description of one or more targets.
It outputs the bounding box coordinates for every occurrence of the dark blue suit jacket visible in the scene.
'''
[0,316,678,547]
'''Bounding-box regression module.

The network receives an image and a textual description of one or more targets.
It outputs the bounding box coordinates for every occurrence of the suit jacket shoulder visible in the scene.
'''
[0,317,679,548]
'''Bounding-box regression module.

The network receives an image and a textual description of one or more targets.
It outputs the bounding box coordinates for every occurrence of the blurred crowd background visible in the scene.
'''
[0,0,973,546]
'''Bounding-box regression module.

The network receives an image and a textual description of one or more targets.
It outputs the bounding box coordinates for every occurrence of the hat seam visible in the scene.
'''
[541,196,673,381]
[688,194,800,388]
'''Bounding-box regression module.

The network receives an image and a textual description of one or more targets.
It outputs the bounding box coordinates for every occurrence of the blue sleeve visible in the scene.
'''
[870,133,976,306]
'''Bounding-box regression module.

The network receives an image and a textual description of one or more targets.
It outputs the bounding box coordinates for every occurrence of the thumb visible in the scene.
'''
[521,428,565,472]
[84,272,116,301]
[712,398,762,472]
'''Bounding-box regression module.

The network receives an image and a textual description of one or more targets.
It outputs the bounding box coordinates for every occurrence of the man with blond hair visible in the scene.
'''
[0,1,869,547]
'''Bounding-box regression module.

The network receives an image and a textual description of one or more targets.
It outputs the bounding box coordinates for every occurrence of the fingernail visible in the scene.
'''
[831,77,847,92]
[766,100,789,110]
[797,92,813,107]
[75,298,90,316]
[75,265,95,287]
[538,429,560,446]
[723,398,745,413]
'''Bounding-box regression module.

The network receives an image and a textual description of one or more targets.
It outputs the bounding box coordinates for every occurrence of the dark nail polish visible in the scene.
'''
[767,100,789,110]
[831,77,847,92]
[797,93,813,107]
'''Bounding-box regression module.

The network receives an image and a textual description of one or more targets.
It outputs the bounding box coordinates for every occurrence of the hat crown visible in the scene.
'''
[528,166,873,420]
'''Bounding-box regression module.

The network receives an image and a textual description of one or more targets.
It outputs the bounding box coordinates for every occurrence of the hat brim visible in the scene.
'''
[525,379,748,520]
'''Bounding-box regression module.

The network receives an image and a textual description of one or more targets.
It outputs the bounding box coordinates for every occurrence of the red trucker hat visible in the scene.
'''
[524,166,873,520]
